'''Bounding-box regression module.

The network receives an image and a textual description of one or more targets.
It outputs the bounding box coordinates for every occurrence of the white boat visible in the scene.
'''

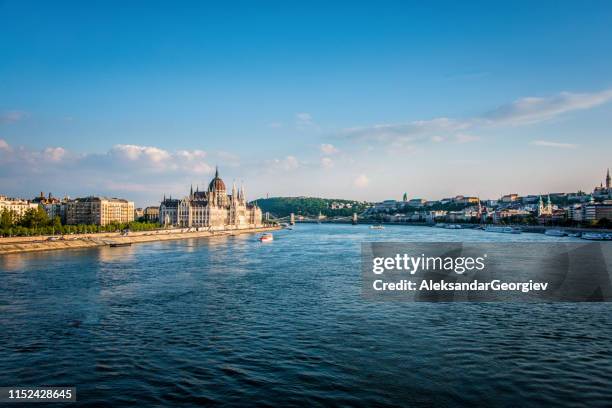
[545,229,566,237]
[567,232,582,238]
[259,233,274,242]
[444,224,462,229]
[484,226,522,234]
[370,225,385,230]
[581,232,611,241]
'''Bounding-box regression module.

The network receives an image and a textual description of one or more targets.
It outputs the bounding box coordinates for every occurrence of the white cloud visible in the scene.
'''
[338,88,612,147]
[0,142,221,205]
[342,117,469,143]
[483,89,612,125]
[296,112,313,125]
[320,143,338,155]
[43,147,67,162]
[0,139,11,152]
[111,144,171,163]
[529,140,578,149]
[455,133,480,143]
[296,112,319,131]
[176,149,206,161]
[320,157,334,169]
[353,174,369,188]
[269,155,299,171]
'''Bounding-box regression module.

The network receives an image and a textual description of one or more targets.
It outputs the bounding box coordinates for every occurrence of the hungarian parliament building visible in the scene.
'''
[159,168,263,229]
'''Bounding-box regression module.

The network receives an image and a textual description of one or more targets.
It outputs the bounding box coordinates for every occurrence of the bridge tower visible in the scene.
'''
[290,213,295,225]
[352,212,358,225]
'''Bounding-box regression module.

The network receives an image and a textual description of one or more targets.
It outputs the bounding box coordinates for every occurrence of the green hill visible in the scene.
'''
[252,197,369,217]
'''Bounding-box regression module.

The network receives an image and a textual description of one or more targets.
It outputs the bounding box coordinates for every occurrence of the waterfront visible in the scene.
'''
[1,224,611,407]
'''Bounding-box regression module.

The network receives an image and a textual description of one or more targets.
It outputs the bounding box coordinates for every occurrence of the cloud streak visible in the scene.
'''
[339,88,612,146]
[529,140,578,149]
[483,89,612,125]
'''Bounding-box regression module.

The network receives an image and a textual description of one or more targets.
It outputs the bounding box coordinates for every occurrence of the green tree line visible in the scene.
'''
[0,207,160,237]
[254,197,369,217]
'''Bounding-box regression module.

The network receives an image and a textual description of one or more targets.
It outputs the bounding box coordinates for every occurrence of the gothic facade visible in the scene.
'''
[159,168,263,229]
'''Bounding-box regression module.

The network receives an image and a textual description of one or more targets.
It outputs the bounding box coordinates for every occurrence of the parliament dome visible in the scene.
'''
[208,167,226,191]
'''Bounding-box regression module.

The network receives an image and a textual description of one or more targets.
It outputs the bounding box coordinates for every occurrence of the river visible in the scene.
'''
[1,224,611,407]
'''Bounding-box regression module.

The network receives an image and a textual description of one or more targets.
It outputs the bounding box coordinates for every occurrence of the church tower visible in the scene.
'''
[606,168,611,189]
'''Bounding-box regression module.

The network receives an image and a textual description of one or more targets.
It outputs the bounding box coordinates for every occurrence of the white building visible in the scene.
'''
[160,168,263,230]
[0,195,39,222]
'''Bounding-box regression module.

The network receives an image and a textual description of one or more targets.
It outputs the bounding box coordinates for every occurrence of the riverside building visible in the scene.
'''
[159,168,263,229]
[0,195,38,221]
[65,196,135,226]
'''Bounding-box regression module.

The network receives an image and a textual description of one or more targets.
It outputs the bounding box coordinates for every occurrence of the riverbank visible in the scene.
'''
[0,226,280,255]
[302,220,612,234]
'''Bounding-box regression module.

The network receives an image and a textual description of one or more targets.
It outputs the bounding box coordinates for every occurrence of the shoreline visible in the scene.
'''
[0,226,281,255]
[301,220,612,233]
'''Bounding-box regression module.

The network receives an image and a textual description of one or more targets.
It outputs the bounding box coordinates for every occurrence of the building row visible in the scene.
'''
[1,193,135,226]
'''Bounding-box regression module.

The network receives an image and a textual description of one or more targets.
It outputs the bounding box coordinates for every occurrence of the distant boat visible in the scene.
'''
[259,233,274,242]
[110,242,131,247]
[484,226,522,234]
[581,232,611,241]
[567,232,582,238]
[434,223,446,228]
[545,229,566,237]
[444,224,462,229]
[370,225,385,230]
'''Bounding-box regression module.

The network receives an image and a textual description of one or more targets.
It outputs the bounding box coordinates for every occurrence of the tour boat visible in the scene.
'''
[484,226,522,234]
[370,225,385,230]
[545,229,566,237]
[259,233,274,242]
[581,232,611,241]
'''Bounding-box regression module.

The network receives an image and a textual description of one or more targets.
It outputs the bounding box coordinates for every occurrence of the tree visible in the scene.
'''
[52,216,62,231]
[19,206,50,229]
[0,208,14,229]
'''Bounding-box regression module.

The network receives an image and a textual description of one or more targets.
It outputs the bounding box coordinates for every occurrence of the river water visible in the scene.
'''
[1,224,611,407]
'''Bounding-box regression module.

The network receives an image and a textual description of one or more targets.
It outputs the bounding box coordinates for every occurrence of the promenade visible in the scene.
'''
[0,226,280,255]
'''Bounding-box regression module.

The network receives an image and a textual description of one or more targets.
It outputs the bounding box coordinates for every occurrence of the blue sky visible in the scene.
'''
[1,1,612,206]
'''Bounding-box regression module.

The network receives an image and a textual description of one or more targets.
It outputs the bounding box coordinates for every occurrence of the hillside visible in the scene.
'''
[252,197,369,217]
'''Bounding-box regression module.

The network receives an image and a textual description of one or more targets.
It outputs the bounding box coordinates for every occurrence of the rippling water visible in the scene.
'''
[1,224,611,407]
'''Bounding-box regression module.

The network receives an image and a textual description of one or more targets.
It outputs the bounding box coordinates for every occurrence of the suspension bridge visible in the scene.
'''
[263,212,365,225]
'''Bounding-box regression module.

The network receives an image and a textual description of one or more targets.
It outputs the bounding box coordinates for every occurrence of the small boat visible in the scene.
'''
[370,225,385,230]
[110,242,132,247]
[581,232,611,241]
[259,233,274,242]
[434,223,446,228]
[444,224,462,229]
[567,232,582,238]
[545,229,566,237]
[484,226,522,234]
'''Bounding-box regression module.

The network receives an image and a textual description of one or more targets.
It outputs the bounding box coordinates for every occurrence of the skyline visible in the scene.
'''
[1,1,612,206]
